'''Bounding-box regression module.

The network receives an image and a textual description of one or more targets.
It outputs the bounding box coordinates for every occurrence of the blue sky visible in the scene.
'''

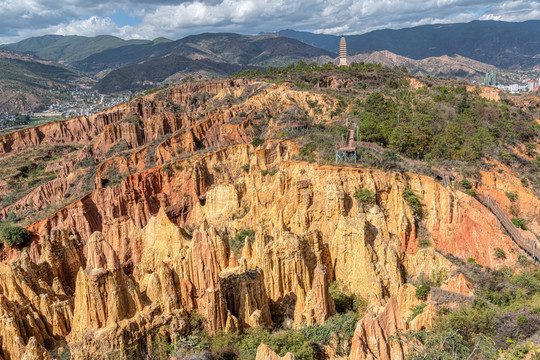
[109,9,142,27]
[0,0,539,44]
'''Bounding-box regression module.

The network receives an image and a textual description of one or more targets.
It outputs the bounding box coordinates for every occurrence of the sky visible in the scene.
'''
[0,0,539,44]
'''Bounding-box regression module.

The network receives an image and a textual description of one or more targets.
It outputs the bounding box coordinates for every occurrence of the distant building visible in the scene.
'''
[526,78,539,91]
[339,36,347,66]
[484,73,497,86]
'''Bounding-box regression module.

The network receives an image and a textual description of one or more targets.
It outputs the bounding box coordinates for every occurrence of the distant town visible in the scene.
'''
[0,88,129,132]
[483,72,540,94]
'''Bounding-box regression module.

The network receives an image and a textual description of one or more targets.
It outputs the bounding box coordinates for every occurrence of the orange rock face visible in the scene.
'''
[349,297,406,360]
[0,78,531,359]
[256,343,298,360]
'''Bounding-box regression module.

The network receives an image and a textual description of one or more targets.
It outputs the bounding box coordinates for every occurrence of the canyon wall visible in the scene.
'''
[0,79,532,359]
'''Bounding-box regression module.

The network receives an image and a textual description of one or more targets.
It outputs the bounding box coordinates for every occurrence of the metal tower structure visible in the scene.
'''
[335,125,358,163]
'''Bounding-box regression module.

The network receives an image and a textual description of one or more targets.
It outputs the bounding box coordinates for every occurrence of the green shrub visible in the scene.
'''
[162,163,172,175]
[521,177,529,187]
[461,179,472,189]
[435,305,497,349]
[237,328,314,360]
[3,195,13,205]
[390,329,495,360]
[408,304,427,323]
[464,188,478,198]
[152,334,175,359]
[299,142,316,161]
[494,247,506,260]
[353,188,376,208]
[302,311,359,355]
[0,226,31,247]
[329,281,367,315]
[499,151,512,164]
[511,217,527,230]
[417,238,431,248]
[506,192,518,203]
[230,229,255,255]
[251,137,264,147]
[467,257,483,268]
[525,142,536,156]
[517,314,528,326]
[241,164,250,172]
[189,312,206,333]
[6,211,17,222]
[415,285,431,301]
[261,170,269,176]
[6,179,16,189]
[403,187,422,220]
[269,170,278,176]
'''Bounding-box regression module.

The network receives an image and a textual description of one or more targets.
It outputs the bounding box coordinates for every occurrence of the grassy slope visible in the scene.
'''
[0,54,81,112]
[2,34,154,63]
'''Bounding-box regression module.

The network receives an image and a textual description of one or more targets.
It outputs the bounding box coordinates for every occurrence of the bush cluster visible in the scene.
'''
[0,226,31,247]
[229,229,255,255]
[403,187,422,220]
[329,281,367,315]
[353,188,376,208]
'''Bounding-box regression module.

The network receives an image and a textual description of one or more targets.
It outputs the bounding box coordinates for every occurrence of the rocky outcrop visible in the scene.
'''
[38,229,85,290]
[69,232,147,358]
[256,343,298,360]
[190,229,228,334]
[221,268,272,331]
[21,337,54,360]
[302,264,336,325]
[0,76,532,359]
[349,297,406,360]
[441,273,474,297]
[466,85,503,101]
[0,241,75,360]
[250,224,333,326]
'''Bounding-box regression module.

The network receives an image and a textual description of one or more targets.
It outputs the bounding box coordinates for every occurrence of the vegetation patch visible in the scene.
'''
[251,137,264,147]
[403,186,422,220]
[494,247,506,260]
[417,238,431,248]
[415,284,431,301]
[0,226,31,247]
[408,303,427,323]
[229,229,255,255]
[511,217,527,230]
[353,188,376,209]
[329,281,367,316]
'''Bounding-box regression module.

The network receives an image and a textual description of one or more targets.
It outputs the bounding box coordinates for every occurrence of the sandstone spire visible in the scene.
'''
[241,236,253,260]
[349,296,406,360]
[302,264,336,325]
[21,337,54,360]
[191,229,228,334]
[256,344,298,360]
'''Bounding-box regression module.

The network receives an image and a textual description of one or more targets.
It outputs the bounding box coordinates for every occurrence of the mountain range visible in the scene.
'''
[0,50,83,112]
[1,20,539,101]
[279,20,540,70]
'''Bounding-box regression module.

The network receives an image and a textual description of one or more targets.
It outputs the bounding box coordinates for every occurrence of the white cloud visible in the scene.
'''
[52,16,120,37]
[0,0,539,44]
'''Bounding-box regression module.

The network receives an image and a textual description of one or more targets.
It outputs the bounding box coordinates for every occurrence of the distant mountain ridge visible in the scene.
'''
[279,20,540,69]
[2,21,539,96]
[1,35,164,64]
[344,50,499,80]
[91,33,335,93]
[0,50,83,112]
